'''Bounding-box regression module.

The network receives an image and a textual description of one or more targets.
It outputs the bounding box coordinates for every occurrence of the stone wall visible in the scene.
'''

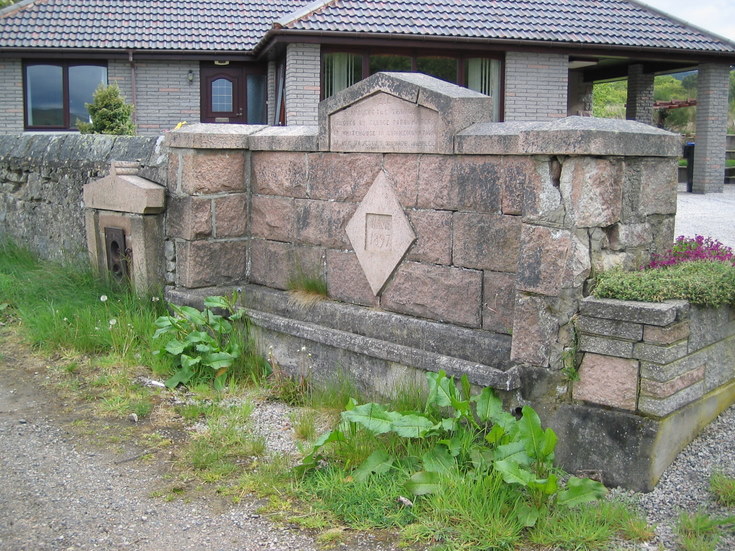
[0,134,164,261]
[555,297,735,490]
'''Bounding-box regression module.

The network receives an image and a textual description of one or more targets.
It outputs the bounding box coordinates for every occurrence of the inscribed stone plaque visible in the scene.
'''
[346,172,415,295]
[330,93,440,153]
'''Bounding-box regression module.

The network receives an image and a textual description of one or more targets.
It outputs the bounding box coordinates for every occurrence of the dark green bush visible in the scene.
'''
[593,260,735,307]
[77,83,135,135]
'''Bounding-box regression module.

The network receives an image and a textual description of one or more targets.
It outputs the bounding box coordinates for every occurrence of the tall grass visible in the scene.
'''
[0,241,168,370]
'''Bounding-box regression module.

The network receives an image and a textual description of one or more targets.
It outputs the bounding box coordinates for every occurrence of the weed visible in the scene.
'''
[153,292,270,390]
[287,265,328,307]
[675,510,735,551]
[291,409,318,441]
[710,472,735,507]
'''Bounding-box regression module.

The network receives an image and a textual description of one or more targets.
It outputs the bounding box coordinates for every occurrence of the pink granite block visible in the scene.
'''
[416,154,454,209]
[510,294,557,367]
[295,199,355,248]
[177,240,246,288]
[214,195,247,238]
[406,209,452,265]
[251,151,308,198]
[383,154,420,207]
[326,249,379,307]
[250,195,296,241]
[573,353,639,411]
[381,261,482,327]
[453,213,521,272]
[643,321,690,346]
[483,271,516,334]
[640,365,705,399]
[167,196,212,240]
[308,152,382,201]
[250,239,323,290]
[180,150,245,195]
[560,157,622,228]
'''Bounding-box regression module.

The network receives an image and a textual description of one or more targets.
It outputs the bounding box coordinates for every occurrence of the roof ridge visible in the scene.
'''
[625,0,735,49]
[274,0,339,29]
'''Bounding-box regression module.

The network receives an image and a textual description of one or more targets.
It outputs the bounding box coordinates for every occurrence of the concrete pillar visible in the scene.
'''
[626,64,654,124]
[567,69,593,116]
[693,63,730,194]
[284,43,320,126]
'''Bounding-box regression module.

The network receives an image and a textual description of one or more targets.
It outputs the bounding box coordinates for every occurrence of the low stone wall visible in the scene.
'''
[0,134,164,261]
[554,297,735,490]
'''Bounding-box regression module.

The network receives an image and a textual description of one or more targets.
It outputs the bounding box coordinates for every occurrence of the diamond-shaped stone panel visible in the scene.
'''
[346,172,416,295]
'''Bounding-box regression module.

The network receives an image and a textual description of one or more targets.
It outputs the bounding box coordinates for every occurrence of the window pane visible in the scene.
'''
[211,78,233,112]
[69,65,107,128]
[26,64,63,127]
[323,53,362,98]
[369,54,411,75]
[247,74,267,124]
[416,57,458,84]
[466,58,502,121]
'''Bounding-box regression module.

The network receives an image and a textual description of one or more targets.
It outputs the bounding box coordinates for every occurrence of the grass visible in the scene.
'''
[679,159,735,167]
[710,472,735,507]
[675,510,735,551]
[593,260,735,307]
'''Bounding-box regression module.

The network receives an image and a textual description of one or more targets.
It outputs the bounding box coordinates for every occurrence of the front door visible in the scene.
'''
[200,63,267,124]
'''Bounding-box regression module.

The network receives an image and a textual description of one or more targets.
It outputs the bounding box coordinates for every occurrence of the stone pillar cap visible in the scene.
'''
[83,161,165,214]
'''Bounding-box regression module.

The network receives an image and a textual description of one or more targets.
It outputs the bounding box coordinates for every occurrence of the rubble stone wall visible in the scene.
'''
[0,134,163,262]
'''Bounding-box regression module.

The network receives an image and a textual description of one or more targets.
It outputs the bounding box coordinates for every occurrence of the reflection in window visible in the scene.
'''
[211,78,233,112]
[467,58,502,121]
[69,65,106,126]
[247,74,267,124]
[323,53,362,98]
[26,65,64,127]
[24,62,107,129]
[416,57,458,84]
[369,54,411,75]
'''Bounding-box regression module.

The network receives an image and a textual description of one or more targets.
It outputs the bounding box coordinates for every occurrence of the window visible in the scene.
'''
[322,50,503,120]
[24,61,107,130]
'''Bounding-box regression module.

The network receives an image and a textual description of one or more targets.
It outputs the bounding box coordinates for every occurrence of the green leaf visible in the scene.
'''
[390,413,436,438]
[164,339,186,356]
[425,370,448,409]
[406,471,442,496]
[528,473,559,495]
[342,403,393,434]
[203,295,230,310]
[518,405,545,459]
[174,305,207,325]
[485,424,506,445]
[493,441,530,465]
[165,364,194,388]
[494,459,534,486]
[557,476,607,507]
[422,446,456,474]
[204,351,235,370]
[471,387,503,423]
[180,354,201,370]
[440,417,458,432]
[540,427,558,458]
[460,374,471,402]
[517,503,540,527]
[353,450,395,482]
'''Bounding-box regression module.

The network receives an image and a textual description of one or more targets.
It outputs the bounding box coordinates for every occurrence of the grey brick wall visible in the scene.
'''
[110,60,200,136]
[267,60,277,125]
[626,64,654,124]
[285,43,320,126]
[693,63,730,194]
[504,52,568,121]
[0,59,23,133]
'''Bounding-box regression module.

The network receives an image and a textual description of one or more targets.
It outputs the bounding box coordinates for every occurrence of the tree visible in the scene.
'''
[77,83,136,136]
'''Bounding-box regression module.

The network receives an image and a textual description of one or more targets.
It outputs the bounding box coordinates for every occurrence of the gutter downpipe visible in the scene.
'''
[128,50,138,124]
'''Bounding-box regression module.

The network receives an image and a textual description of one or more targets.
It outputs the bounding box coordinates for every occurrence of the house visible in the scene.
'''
[1,0,734,192]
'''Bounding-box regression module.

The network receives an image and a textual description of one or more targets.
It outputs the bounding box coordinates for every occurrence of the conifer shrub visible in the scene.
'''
[77,83,136,135]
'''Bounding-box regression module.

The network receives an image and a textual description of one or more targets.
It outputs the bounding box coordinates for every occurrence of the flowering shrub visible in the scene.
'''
[646,235,735,269]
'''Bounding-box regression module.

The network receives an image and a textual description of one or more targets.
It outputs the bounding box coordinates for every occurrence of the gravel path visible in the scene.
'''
[675,184,735,248]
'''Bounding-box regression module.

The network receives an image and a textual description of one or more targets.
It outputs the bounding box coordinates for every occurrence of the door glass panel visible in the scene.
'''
[69,65,107,128]
[369,54,411,75]
[246,74,267,124]
[466,58,501,121]
[416,57,458,84]
[211,78,233,112]
[26,64,63,126]
[323,52,362,98]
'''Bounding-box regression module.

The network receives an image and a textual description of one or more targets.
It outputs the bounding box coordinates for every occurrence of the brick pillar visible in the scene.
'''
[504,52,568,121]
[567,69,593,116]
[284,43,321,126]
[626,64,654,124]
[693,63,730,194]
[267,60,276,125]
